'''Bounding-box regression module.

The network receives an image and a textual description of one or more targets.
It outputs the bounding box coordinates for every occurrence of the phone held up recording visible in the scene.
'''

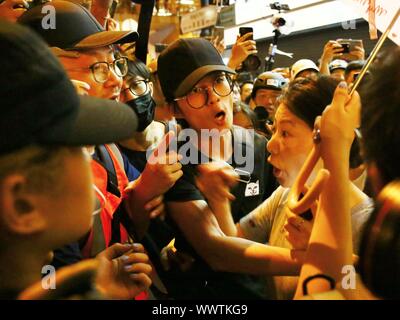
[239,27,261,72]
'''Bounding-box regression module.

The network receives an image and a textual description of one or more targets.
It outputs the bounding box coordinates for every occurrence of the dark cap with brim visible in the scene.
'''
[175,64,235,98]
[74,31,138,49]
[158,38,235,102]
[42,95,138,147]
[18,1,138,50]
[0,20,137,155]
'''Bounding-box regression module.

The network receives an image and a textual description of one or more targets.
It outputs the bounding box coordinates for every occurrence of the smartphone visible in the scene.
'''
[213,26,225,42]
[239,27,253,40]
[239,26,260,71]
[337,39,363,53]
[109,0,118,19]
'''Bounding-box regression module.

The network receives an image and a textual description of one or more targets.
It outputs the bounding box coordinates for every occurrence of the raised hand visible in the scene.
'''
[319,81,361,160]
[228,33,257,70]
[196,161,239,203]
[96,243,152,299]
[123,131,183,238]
[321,40,344,63]
[141,130,183,196]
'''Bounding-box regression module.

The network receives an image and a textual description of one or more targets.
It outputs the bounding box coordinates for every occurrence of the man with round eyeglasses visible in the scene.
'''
[64,54,129,86]
[153,38,298,300]
[174,72,234,109]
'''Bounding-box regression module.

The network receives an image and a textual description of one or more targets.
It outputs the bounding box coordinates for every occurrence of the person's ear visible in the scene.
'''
[367,162,385,196]
[0,174,47,236]
[148,81,154,96]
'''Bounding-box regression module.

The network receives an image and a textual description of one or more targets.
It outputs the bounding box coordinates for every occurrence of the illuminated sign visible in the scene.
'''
[180,5,219,34]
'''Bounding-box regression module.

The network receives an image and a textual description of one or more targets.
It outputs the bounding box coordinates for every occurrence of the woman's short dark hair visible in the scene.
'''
[281,75,363,168]
[281,75,339,128]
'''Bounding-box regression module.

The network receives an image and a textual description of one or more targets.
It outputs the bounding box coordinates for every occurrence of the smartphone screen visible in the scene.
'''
[239,27,253,40]
[213,26,225,41]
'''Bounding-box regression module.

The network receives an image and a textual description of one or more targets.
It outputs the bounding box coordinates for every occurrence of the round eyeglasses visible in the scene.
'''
[126,79,150,96]
[89,57,128,83]
[174,74,233,109]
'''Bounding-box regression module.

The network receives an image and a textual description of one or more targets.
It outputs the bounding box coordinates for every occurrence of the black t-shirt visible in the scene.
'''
[161,125,277,299]
[165,125,277,221]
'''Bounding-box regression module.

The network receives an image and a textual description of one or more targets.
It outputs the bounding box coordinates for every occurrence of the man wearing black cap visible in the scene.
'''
[0,20,153,299]
[155,38,304,299]
[19,1,162,284]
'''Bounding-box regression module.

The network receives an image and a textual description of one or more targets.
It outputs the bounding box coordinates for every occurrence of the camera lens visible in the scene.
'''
[341,43,350,54]
[243,54,261,71]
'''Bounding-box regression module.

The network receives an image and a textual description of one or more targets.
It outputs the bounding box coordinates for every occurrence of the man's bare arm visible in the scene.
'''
[167,200,304,276]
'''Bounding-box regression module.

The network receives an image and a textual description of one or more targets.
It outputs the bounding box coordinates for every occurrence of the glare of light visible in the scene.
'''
[157,8,173,16]
[179,0,194,4]
[121,18,138,31]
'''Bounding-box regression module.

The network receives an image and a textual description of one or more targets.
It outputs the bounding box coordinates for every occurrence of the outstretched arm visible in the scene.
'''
[167,199,304,276]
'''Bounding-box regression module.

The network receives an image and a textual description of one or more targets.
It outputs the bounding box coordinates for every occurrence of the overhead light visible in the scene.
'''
[157,8,173,16]
[121,18,138,31]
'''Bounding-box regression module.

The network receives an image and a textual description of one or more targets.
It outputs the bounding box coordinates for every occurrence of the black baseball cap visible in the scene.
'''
[158,38,235,102]
[0,20,138,155]
[18,1,138,50]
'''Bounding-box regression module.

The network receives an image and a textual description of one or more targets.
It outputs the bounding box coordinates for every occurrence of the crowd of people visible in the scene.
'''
[0,0,398,300]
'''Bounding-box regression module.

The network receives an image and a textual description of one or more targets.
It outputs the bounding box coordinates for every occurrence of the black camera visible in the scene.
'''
[337,39,363,54]
[270,2,290,12]
[341,43,350,54]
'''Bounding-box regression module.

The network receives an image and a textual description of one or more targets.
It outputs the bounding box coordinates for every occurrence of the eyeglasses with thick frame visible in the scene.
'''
[174,73,233,109]
[66,56,129,84]
[125,78,151,97]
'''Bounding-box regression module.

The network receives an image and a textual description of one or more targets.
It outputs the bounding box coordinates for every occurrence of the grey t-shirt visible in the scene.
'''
[239,186,373,299]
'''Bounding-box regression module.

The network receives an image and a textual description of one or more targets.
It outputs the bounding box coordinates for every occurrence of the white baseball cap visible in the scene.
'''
[329,59,348,72]
[291,59,319,80]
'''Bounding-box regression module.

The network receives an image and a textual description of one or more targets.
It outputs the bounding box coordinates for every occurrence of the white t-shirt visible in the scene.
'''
[239,186,373,299]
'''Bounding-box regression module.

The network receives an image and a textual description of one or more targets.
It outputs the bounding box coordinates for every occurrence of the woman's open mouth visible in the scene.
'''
[272,166,283,179]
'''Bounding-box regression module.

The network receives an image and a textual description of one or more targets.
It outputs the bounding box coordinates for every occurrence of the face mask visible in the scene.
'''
[126,93,156,132]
